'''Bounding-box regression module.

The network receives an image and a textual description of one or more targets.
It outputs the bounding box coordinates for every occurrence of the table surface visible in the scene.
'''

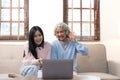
[22,75,80,80]
[0,74,82,80]
[20,76,120,80]
[2,74,119,80]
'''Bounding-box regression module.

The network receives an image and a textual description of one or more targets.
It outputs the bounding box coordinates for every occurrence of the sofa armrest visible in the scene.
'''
[108,61,120,77]
[77,44,108,73]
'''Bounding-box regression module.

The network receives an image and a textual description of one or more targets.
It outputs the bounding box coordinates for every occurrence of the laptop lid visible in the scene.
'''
[42,59,73,79]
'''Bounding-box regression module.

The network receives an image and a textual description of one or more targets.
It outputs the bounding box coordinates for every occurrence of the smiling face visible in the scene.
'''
[55,26,67,41]
[34,30,43,46]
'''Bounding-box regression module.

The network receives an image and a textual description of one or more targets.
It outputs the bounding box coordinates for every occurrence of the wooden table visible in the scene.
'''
[1,74,119,80]
[0,74,77,80]
[22,75,79,80]
[22,75,120,80]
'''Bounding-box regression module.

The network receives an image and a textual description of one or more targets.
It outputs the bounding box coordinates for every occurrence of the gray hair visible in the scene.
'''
[54,22,70,38]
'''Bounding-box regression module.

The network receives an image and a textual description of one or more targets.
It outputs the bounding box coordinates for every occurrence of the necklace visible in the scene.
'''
[60,41,68,50]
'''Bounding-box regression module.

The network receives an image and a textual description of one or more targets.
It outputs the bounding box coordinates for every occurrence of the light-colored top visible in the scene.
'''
[23,41,51,66]
[51,40,88,72]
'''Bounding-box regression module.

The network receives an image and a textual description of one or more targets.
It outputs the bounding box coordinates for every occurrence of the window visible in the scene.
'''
[0,0,29,40]
[63,0,100,41]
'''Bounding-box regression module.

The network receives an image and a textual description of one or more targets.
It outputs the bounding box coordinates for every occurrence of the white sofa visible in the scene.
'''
[0,44,24,74]
[77,44,120,80]
[0,44,120,80]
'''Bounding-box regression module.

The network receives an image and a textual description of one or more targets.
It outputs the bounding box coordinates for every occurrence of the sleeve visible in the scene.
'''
[74,41,88,55]
[22,57,39,65]
[22,42,39,65]
[51,43,58,59]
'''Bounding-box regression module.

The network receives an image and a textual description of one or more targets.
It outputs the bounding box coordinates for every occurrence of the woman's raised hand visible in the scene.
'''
[70,32,76,42]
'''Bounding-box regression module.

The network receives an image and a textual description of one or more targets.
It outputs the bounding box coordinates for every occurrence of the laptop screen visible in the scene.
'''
[42,59,73,79]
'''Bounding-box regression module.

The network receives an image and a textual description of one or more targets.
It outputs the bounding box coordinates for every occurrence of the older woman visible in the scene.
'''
[51,22,88,73]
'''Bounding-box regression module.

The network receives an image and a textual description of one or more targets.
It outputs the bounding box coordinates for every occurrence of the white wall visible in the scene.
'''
[29,0,63,43]
[100,0,120,63]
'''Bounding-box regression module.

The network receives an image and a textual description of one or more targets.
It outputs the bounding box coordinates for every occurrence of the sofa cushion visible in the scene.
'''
[77,72,120,80]
[77,44,108,73]
[0,45,24,74]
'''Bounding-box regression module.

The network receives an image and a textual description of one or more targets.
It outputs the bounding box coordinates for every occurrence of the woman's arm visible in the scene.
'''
[70,32,88,55]
[22,42,39,65]
[75,41,88,55]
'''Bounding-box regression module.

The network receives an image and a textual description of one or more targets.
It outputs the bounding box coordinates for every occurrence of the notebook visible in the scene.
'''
[42,59,73,79]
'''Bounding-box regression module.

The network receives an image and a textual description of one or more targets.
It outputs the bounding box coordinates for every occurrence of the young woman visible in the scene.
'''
[51,22,88,73]
[8,26,51,78]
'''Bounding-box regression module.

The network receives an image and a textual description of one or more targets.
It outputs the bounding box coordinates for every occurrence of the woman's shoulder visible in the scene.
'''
[51,40,59,44]
[44,41,51,46]
[24,41,29,49]
[44,41,51,48]
[51,40,60,46]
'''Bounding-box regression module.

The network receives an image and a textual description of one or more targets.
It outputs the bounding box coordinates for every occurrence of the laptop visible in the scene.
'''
[42,59,73,79]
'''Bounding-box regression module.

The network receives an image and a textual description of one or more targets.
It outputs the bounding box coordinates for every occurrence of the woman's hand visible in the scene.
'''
[70,32,76,42]
[38,58,43,65]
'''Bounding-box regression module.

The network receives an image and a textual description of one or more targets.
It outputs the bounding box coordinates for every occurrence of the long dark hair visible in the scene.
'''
[28,26,44,59]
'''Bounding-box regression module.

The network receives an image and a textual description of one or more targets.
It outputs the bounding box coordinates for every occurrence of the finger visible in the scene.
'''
[39,58,43,64]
